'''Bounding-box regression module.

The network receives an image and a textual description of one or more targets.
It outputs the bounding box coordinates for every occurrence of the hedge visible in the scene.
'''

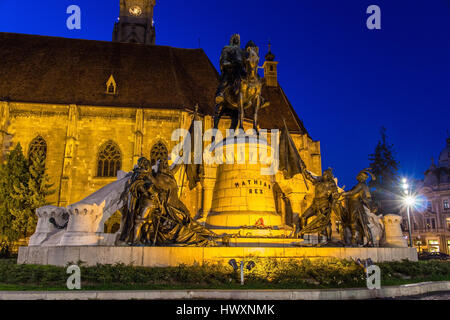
[0,258,448,289]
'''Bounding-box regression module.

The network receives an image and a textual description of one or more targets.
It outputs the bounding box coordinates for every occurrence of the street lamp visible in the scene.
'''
[405,195,416,248]
[401,178,416,248]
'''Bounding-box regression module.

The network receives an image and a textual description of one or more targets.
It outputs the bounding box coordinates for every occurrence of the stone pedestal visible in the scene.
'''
[206,135,282,236]
[59,203,104,246]
[18,246,419,267]
[383,214,408,248]
[29,206,68,246]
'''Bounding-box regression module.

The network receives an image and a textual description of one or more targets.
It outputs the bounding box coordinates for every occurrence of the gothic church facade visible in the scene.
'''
[0,0,322,231]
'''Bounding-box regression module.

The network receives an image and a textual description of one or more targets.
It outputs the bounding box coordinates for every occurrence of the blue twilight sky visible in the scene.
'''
[0,0,449,188]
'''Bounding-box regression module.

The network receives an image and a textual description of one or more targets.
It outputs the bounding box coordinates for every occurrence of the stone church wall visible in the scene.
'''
[1,101,322,230]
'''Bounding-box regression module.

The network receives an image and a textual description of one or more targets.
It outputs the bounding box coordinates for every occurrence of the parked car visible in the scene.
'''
[418,252,449,261]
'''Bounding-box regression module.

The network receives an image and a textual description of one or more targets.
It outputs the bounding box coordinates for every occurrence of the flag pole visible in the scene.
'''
[179,165,186,198]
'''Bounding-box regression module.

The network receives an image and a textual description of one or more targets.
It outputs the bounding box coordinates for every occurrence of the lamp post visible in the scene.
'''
[406,203,413,247]
[402,178,415,248]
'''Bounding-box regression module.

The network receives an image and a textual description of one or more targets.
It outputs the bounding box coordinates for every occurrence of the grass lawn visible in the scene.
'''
[0,258,449,292]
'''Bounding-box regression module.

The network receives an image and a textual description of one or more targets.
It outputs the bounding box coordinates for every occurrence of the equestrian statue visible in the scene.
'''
[213,34,269,133]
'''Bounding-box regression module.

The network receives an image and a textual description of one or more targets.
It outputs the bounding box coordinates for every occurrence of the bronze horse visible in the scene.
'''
[213,43,269,133]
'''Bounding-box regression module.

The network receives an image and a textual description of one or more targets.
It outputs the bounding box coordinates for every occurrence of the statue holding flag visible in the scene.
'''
[115,106,216,246]
[294,168,342,242]
[183,105,204,191]
[278,120,343,242]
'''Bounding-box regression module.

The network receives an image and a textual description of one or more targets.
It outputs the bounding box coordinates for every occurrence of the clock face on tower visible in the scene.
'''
[129,5,142,17]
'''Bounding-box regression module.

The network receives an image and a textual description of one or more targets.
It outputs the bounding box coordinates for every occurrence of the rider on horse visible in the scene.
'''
[213,35,270,133]
[215,34,247,105]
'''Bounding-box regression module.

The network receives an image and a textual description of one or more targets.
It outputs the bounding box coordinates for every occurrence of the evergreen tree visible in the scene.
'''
[0,143,30,242]
[368,127,401,214]
[0,144,54,242]
[10,150,54,239]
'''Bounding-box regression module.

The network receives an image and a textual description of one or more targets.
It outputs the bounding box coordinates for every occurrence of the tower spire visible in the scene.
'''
[263,39,278,87]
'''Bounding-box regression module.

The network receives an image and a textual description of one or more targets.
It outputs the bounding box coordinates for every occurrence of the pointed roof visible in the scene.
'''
[0,32,309,135]
[265,41,276,61]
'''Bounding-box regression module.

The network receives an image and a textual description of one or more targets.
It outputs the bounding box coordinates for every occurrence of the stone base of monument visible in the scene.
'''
[207,224,293,238]
[219,236,304,247]
[205,135,285,239]
[18,246,418,267]
[301,234,328,246]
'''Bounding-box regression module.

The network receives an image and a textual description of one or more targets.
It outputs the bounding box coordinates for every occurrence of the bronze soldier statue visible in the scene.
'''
[215,34,246,105]
[117,157,154,245]
[146,159,216,246]
[342,169,378,246]
[117,157,216,246]
[295,167,342,242]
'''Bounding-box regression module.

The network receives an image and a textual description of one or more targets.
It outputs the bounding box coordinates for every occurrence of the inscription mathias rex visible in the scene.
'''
[234,180,271,195]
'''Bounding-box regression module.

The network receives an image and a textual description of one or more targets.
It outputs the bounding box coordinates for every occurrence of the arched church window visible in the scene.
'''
[28,136,47,162]
[150,141,168,166]
[97,141,122,178]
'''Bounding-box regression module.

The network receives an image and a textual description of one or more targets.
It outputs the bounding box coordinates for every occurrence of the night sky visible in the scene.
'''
[0,0,449,188]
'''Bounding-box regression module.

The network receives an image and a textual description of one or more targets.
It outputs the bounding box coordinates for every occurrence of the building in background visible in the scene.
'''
[404,137,450,254]
[0,0,322,234]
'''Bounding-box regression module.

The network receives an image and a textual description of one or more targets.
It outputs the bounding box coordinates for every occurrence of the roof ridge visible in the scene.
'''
[0,32,204,52]
[277,85,309,137]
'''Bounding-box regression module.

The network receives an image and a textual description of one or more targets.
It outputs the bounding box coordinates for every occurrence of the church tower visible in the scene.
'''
[113,0,156,45]
[263,42,279,87]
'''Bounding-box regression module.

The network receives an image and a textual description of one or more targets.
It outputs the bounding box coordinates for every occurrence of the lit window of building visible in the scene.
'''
[428,240,439,252]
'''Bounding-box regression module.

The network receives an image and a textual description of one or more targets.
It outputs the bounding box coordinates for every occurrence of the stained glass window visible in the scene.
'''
[28,136,47,162]
[97,141,122,177]
[150,141,168,166]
